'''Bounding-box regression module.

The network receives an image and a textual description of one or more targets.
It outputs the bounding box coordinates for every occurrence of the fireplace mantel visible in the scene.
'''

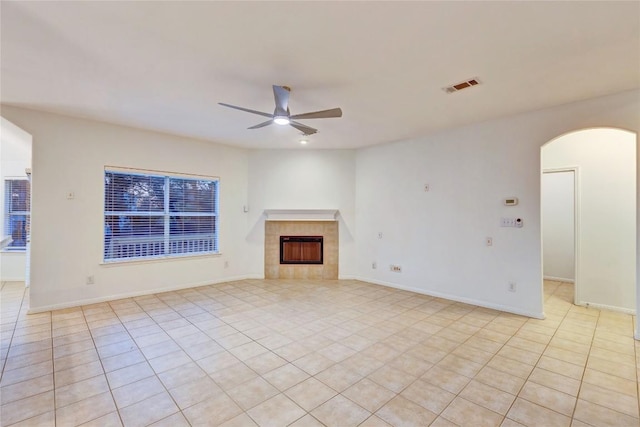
[263,209,338,221]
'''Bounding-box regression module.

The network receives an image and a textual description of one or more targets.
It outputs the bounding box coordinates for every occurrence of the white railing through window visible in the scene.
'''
[106,233,216,260]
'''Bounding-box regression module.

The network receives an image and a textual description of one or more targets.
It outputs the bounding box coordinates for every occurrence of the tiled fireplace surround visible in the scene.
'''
[265,220,339,280]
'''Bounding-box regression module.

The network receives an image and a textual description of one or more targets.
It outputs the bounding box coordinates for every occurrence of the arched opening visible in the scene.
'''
[541,128,637,316]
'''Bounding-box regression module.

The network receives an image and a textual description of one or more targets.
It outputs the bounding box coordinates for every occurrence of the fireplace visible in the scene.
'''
[264,220,338,279]
[280,236,323,264]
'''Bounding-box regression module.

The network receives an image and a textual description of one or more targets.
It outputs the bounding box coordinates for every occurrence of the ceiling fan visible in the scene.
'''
[219,85,342,136]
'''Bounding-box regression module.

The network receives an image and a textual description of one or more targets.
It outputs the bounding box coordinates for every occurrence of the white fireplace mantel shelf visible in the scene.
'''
[264,209,338,221]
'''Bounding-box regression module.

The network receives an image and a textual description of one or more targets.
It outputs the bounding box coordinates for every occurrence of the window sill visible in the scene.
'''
[100,251,222,267]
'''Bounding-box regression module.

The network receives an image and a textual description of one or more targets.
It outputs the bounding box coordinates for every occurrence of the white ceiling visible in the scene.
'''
[1,1,639,149]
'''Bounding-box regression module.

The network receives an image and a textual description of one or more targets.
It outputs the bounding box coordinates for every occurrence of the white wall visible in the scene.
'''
[543,129,636,312]
[0,117,32,281]
[246,149,356,278]
[355,89,639,319]
[542,171,575,282]
[0,107,252,311]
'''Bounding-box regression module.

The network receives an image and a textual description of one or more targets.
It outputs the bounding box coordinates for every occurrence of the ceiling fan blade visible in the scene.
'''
[248,120,274,129]
[218,103,273,118]
[289,121,318,135]
[290,108,343,120]
[272,85,290,117]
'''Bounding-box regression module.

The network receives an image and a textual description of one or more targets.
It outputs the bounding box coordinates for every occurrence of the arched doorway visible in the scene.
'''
[541,128,636,314]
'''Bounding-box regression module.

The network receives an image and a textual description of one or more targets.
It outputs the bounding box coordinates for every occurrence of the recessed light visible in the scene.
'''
[300,139,308,145]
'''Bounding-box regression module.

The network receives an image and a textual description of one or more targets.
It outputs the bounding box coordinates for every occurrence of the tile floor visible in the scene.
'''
[1,279,638,426]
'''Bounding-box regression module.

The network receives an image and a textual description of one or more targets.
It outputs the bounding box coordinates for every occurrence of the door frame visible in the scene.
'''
[542,167,580,305]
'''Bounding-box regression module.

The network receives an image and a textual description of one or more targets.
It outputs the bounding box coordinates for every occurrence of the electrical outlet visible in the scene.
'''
[390,264,402,272]
[486,237,493,246]
[424,184,430,192]
[372,262,377,269]
[378,232,383,239]
[86,275,94,285]
[508,282,517,292]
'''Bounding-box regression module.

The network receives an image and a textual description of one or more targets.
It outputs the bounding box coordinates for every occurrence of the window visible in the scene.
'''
[104,168,219,262]
[4,179,31,250]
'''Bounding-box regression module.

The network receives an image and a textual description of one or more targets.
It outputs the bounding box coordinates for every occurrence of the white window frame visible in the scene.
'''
[3,179,30,251]
[104,167,219,262]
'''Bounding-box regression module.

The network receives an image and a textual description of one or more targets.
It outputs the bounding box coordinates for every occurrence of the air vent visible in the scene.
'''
[443,78,480,94]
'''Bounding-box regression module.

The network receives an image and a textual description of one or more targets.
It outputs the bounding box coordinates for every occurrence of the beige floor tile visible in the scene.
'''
[0,391,54,426]
[0,374,53,404]
[376,395,437,427]
[343,378,396,413]
[459,380,516,415]
[248,394,306,427]
[421,365,471,394]
[437,353,484,378]
[311,394,371,427]
[106,360,155,389]
[487,355,535,379]
[583,368,638,397]
[573,399,639,427]
[54,360,104,388]
[55,374,110,408]
[528,367,581,396]
[219,412,260,427]
[578,382,639,418]
[285,377,337,411]
[101,349,146,373]
[55,391,116,426]
[262,362,310,391]
[368,364,417,393]
[209,361,258,390]
[400,378,456,414]
[168,376,222,409]
[227,377,280,410]
[506,397,571,427]
[587,354,637,381]
[147,412,190,427]
[244,351,287,374]
[536,355,585,380]
[112,375,165,409]
[293,351,335,375]
[519,381,576,416]
[7,410,56,427]
[119,391,179,427]
[441,396,504,427]
[196,350,241,374]
[0,360,53,387]
[157,361,206,389]
[184,390,244,425]
[78,411,123,427]
[1,279,639,427]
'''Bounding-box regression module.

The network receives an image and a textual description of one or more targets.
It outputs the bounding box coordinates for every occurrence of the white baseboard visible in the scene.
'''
[27,274,262,314]
[543,276,575,283]
[353,276,545,319]
[0,276,26,282]
[576,300,636,316]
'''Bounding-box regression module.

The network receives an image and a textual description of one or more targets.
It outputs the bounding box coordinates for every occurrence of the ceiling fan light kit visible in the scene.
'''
[219,85,342,136]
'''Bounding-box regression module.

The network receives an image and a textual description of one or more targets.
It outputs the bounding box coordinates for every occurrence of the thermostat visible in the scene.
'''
[504,197,518,206]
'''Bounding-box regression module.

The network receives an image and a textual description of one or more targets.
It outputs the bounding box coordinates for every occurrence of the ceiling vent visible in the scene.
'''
[443,78,480,94]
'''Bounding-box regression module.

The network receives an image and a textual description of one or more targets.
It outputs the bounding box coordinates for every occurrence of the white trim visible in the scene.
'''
[264,209,338,221]
[353,277,545,319]
[26,274,262,314]
[0,276,26,282]
[542,167,580,306]
[543,276,575,283]
[576,300,636,315]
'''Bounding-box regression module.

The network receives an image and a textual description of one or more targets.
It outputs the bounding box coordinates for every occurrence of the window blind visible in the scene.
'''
[104,169,219,261]
[4,179,30,250]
